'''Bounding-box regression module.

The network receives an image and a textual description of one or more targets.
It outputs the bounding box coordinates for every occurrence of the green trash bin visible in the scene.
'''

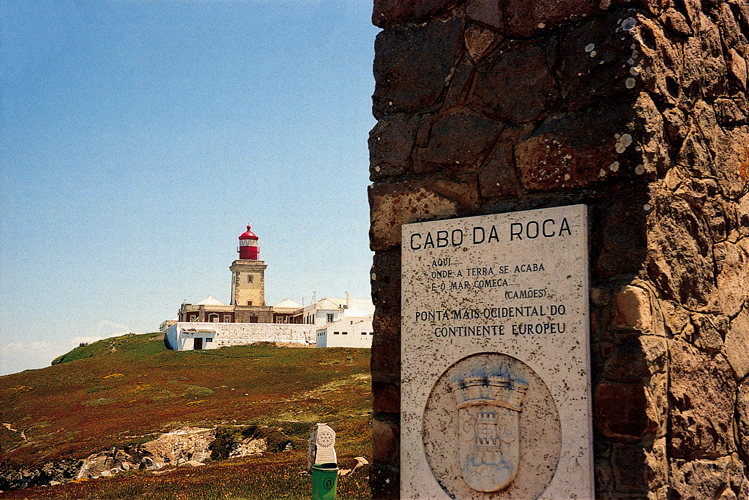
[311,462,338,500]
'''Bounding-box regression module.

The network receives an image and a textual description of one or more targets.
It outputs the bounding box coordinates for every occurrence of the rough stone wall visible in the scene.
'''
[367,0,749,498]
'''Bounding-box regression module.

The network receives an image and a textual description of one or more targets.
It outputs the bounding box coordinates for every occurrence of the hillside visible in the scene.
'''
[0,333,373,499]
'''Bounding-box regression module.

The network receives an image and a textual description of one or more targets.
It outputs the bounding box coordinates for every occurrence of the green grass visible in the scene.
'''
[1,333,373,499]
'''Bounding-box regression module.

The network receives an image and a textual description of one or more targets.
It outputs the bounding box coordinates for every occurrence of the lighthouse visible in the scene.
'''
[229,223,268,316]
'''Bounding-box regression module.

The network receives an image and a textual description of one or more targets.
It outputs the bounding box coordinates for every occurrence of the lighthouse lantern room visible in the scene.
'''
[238,224,259,260]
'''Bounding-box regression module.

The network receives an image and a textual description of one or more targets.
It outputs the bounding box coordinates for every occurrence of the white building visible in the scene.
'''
[315,313,374,348]
[301,292,375,326]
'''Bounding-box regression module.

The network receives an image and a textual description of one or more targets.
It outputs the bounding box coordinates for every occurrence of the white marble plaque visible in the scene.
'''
[401,205,593,500]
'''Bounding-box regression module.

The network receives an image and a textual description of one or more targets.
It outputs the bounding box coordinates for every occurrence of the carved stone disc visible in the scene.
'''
[422,352,561,499]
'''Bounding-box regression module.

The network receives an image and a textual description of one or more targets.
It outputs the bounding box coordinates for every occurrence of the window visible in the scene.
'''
[247,275,253,283]
[369,332,374,335]
[327,313,334,323]
[206,338,213,343]
[224,315,232,323]
[361,332,367,335]
[334,331,339,335]
[342,331,348,335]
[247,300,252,306]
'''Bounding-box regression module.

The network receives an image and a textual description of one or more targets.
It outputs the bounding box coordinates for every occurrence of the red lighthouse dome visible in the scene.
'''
[238,224,259,260]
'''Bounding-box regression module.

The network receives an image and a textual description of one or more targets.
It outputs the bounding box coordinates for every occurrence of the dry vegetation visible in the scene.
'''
[0,333,372,499]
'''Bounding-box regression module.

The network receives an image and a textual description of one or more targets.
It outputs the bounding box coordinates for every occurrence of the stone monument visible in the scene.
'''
[308,423,337,469]
[401,205,593,499]
[368,0,749,498]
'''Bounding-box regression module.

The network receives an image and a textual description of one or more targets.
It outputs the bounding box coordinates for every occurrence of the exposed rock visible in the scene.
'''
[724,307,749,380]
[683,12,728,101]
[646,189,717,309]
[670,454,748,500]
[139,427,215,469]
[738,379,749,459]
[668,340,736,459]
[229,437,266,458]
[713,237,749,318]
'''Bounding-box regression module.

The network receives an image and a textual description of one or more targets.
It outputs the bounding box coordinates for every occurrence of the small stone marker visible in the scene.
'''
[401,205,594,499]
[308,423,337,470]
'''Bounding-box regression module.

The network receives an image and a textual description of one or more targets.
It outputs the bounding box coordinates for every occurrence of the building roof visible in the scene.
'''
[274,298,303,311]
[195,295,228,306]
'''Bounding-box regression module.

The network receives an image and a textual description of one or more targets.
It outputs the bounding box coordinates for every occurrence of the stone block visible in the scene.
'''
[503,0,595,38]
[412,108,503,172]
[683,12,728,102]
[602,335,667,382]
[372,418,399,464]
[370,336,400,383]
[615,286,653,332]
[368,178,479,252]
[371,251,401,312]
[372,0,459,28]
[372,14,464,118]
[594,381,660,442]
[477,124,532,199]
[514,98,642,191]
[466,0,502,28]
[632,15,685,106]
[370,464,400,500]
[468,40,558,123]
[611,439,667,493]
[690,314,725,353]
[372,379,400,414]
[668,339,736,459]
[371,309,400,344]
[593,189,649,279]
[368,114,420,179]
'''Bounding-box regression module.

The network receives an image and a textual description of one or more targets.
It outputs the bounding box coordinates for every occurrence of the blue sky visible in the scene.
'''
[0,0,379,375]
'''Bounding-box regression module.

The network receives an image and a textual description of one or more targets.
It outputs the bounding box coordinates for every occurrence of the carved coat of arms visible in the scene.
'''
[449,373,529,492]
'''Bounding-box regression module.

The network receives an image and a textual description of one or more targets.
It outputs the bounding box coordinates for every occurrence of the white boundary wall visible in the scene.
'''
[166,322,316,351]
